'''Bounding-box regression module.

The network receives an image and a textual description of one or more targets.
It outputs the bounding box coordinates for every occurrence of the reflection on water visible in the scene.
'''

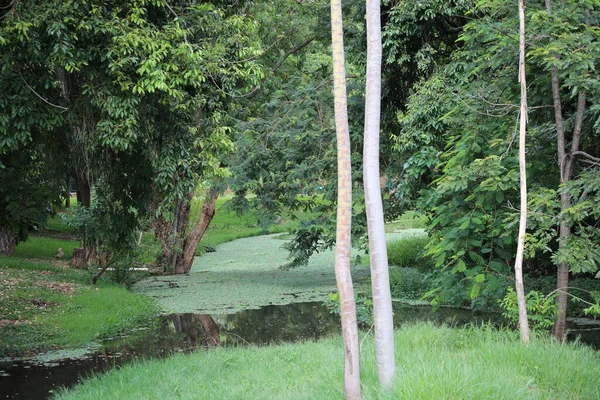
[1,301,598,399]
[167,313,221,350]
[215,302,341,346]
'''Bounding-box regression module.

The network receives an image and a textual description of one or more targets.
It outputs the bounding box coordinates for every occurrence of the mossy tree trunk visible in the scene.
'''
[173,191,218,275]
[0,226,16,256]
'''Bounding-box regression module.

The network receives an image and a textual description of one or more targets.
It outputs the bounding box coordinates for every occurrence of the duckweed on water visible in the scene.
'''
[133,234,371,314]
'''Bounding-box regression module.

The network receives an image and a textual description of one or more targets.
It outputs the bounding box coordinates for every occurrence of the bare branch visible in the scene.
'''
[529,105,555,110]
[20,73,69,112]
[272,36,315,73]
[572,151,600,163]
[451,91,515,118]
[163,0,178,19]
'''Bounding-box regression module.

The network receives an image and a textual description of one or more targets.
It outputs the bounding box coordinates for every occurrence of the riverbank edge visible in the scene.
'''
[54,323,600,400]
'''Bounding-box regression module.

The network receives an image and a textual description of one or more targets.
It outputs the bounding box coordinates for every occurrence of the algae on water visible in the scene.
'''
[133,234,371,314]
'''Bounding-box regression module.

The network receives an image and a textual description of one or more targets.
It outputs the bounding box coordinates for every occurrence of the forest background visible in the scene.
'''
[0,0,599,345]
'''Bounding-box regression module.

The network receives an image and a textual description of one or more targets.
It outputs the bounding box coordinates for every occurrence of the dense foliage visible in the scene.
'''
[0,0,262,263]
[1,0,598,329]
[388,1,600,315]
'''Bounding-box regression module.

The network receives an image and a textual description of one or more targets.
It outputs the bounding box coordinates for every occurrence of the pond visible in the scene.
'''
[1,301,598,400]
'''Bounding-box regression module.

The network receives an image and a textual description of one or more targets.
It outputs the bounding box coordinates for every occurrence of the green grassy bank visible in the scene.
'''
[0,256,158,357]
[55,323,600,400]
[190,194,300,250]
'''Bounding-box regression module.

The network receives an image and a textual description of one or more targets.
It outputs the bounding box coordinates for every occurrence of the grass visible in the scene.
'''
[54,323,600,400]
[46,213,71,232]
[14,236,79,260]
[191,195,300,250]
[0,255,158,357]
[385,210,427,232]
[387,234,430,270]
[15,197,80,260]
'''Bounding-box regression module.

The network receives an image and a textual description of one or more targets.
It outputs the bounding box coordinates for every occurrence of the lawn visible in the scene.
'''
[55,323,600,400]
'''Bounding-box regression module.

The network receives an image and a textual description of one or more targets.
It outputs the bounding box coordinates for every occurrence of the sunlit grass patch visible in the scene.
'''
[385,210,427,232]
[15,236,79,260]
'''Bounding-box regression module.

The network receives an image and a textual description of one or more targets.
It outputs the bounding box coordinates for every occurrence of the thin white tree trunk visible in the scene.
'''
[515,0,531,344]
[364,0,396,388]
[330,0,361,398]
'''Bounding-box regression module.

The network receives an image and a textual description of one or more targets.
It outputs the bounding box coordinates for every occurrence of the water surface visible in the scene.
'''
[1,301,598,400]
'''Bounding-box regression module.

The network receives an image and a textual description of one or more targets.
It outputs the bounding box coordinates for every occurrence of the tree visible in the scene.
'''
[390,1,599,332]
[515,0,530,344]
[0,1,69,255]
[540,0,597,341]
[331,0,361,398]
[226,1,369,272]
[364,0,395,388]
[0,1,262,267]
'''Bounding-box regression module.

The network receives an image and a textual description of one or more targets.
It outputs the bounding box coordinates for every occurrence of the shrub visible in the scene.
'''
[499,288,557,332]
[387,235,431,272]
[526,275,600,318]
[389,267,430,300]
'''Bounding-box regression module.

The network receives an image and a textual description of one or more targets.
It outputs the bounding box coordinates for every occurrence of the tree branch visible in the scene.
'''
[272,36,315,73]
[20,73,69,112]
[572,151,600,163]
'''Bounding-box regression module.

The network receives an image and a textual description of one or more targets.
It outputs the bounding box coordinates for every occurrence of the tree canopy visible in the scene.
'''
[1,0,598,339]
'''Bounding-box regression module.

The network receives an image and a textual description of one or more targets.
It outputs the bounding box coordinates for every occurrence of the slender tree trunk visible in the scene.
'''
[331,0,362,398]
[545,0,589,342]
[174,191,218,274]
[364,0,395,387]
[515,0,531,344]
[0,226,16,256]
[545,0,569,341]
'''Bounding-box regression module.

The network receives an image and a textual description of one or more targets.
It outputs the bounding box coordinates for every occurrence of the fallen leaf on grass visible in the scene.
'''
[34,281,74,294]
[0,319,29,328]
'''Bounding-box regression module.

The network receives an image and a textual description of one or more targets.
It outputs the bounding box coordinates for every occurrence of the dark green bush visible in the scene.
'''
[389,267,430,300]
[387,235,431,272]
